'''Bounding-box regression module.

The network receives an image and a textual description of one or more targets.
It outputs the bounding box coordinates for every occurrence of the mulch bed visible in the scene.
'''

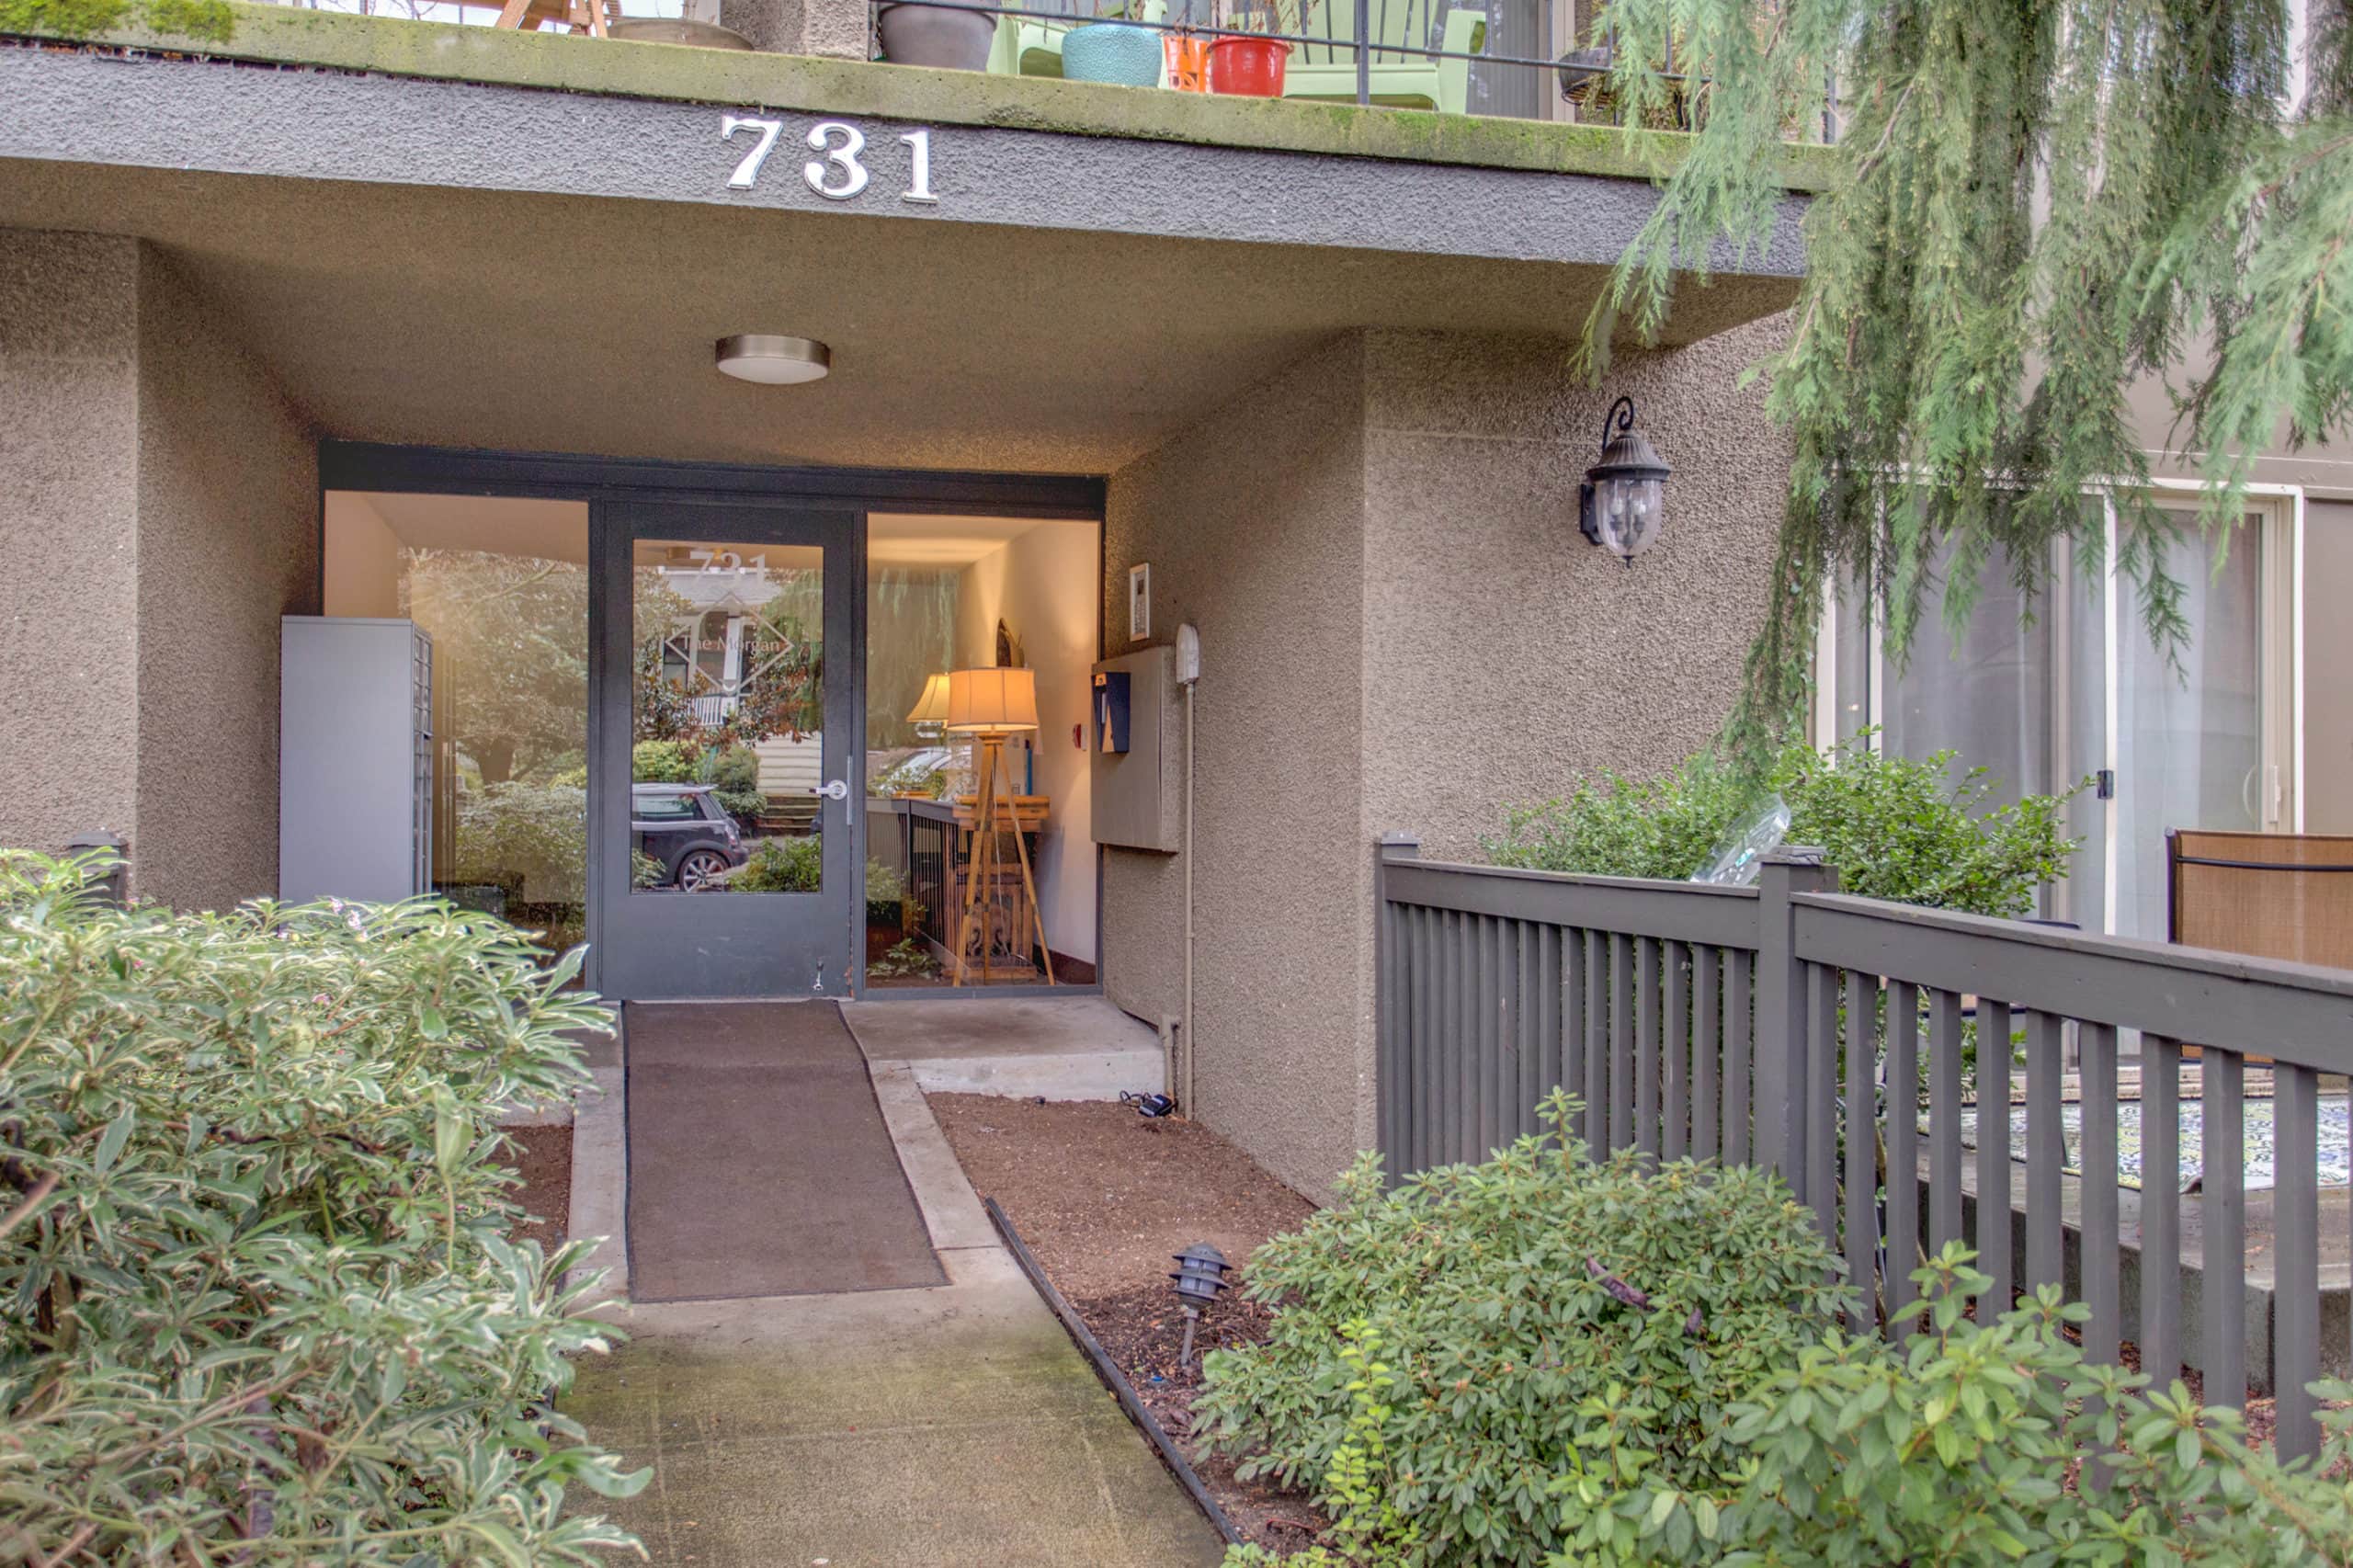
[497,1124,572,1256]
[926,1094,1329,1552]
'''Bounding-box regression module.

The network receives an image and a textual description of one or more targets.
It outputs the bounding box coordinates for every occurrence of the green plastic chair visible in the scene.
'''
[1282,0,1485,112]
[988,2,1173,83]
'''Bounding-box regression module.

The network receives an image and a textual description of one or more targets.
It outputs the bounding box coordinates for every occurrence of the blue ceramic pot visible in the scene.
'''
[1062,21,1164,85]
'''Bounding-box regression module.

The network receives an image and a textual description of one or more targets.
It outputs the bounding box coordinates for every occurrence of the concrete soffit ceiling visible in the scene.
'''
[0,42,1806,474]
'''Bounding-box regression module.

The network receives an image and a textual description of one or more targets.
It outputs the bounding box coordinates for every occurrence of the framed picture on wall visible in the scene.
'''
[1129,562,1151,642]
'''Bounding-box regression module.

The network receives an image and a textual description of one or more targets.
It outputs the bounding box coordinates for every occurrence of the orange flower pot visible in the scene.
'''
[1164,32,1212,91]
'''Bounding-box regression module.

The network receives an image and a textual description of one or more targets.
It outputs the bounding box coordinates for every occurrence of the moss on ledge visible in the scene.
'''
[3,0,1835,190]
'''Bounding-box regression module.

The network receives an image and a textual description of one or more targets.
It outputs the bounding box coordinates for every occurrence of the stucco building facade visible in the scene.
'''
[0,3,1809,1194]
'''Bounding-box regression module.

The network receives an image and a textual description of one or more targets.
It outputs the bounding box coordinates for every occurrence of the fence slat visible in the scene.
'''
[1518,922,1540,1141]
[1665,940,1690,1162]
[2079,1024,2120,1367]
[1726,949,1754,1165]
[1843,967,1876,1333]
[1483,916,1504,1159]
[1584,928,1608,1158]
[2078,1019,2121,1495]
[1486,916,1509,1156]
[1532,923,1560,1139]
[1976,999,2014,1311]
[1453,913,1475,1169]
[1637,937,1662,1162]
[2025,1010,2064,1293]
[2141,1035,2182,1391]
[1885,982,1919,1329]
[2276,1062,2321,1462]
[1423,911,1442,1168]
[1420,906,1440,1173]
[2201,1047,2246,1412]
[1610,934,1634,1156]
[1695,947,1721,1162]
[1496,918,1515,1134]
[1806,962,1839,1238]
[1929,989,1963,1257]
[1563,926,1586,1148]
[1378,881,1400,1165]
[1402,903,1421,1172]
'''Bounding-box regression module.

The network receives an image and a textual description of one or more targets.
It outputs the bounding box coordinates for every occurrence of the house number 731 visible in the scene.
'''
[720,116,938,205]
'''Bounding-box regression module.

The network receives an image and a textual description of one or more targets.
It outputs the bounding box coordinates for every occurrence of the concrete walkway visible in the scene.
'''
[562,1012,1224,1568]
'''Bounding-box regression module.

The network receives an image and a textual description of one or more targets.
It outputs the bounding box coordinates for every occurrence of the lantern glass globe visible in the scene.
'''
[1594,474,1665,560]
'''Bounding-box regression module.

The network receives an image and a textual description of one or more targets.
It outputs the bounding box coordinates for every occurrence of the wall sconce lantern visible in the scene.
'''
[1578,396,1671,565]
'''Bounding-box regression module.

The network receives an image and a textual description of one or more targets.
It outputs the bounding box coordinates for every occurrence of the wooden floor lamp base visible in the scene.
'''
[951,734,1056,988]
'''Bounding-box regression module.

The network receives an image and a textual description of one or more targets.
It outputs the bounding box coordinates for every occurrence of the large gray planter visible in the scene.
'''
[609,17,755,47]
[877,1,998,70]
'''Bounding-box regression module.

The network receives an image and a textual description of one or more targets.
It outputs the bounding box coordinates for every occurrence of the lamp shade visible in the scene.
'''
[946,666,1039,735]
[905,672,952,725]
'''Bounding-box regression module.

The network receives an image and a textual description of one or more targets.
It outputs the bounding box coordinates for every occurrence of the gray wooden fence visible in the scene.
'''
[1373,835,2353,1462]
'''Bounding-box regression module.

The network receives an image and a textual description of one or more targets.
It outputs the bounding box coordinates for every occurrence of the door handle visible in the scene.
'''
[818,777,852,829]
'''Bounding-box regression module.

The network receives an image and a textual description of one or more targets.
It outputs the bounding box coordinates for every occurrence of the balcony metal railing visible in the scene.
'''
[245,0,1841,140]
[1375,836,2353,1461]
[889,0,1840,138]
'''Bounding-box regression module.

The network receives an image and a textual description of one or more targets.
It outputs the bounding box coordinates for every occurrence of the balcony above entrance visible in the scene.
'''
[0,2,1821,472]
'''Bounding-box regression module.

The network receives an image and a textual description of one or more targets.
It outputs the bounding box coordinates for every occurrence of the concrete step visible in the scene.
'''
[839,995,1166,1101]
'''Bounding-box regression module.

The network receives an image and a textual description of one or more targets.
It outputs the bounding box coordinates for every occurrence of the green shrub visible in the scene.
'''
[631,738,699,783]
[701,744,767,824]
[1195,1095,1851,1566]
[729,835,823,892]
[1484,732,2079,918]
[1603,1248,2353,1567]
[0,851,643,1564]
[451,780,585,906]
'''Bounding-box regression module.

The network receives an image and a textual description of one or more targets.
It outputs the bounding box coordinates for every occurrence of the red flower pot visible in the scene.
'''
[1207,36,1291,97]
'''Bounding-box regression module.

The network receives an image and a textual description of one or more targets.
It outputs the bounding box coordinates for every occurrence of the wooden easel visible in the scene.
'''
[493,0,615,36]
[951,733,1056,988]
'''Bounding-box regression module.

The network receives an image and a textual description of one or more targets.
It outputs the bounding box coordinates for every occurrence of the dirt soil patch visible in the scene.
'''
[497,1124,572,1256]
[926,1094,1327,1552]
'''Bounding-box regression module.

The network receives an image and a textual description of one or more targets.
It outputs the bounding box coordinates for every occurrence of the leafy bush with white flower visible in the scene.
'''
[0,850,643,1564]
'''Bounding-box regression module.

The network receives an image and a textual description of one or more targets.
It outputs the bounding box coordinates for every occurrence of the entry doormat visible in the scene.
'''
[624,1000,946,1301]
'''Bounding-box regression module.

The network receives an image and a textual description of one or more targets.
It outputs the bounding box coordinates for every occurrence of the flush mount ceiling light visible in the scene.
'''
[714,334,830,385]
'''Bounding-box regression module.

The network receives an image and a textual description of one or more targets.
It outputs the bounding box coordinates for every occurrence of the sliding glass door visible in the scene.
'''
[1825,495,2294,940]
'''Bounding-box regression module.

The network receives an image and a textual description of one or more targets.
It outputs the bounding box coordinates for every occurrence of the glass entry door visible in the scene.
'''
[591,499,860,998]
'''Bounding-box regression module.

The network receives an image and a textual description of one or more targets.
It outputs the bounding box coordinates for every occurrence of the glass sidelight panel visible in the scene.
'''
[323,492,589,960]
[630,539,825,895]
[861,514,1102,990]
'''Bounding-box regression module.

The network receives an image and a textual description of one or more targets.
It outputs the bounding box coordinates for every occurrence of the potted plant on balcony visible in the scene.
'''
[1062,0,1167,85]
[877,0,999,72]
[1207,0,1311,96]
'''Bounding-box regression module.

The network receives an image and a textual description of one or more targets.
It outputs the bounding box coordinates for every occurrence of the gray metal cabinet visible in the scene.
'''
[279,617,433,903]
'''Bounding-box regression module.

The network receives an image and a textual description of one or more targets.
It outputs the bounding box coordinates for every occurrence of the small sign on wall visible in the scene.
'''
[1129,562,1151,642]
